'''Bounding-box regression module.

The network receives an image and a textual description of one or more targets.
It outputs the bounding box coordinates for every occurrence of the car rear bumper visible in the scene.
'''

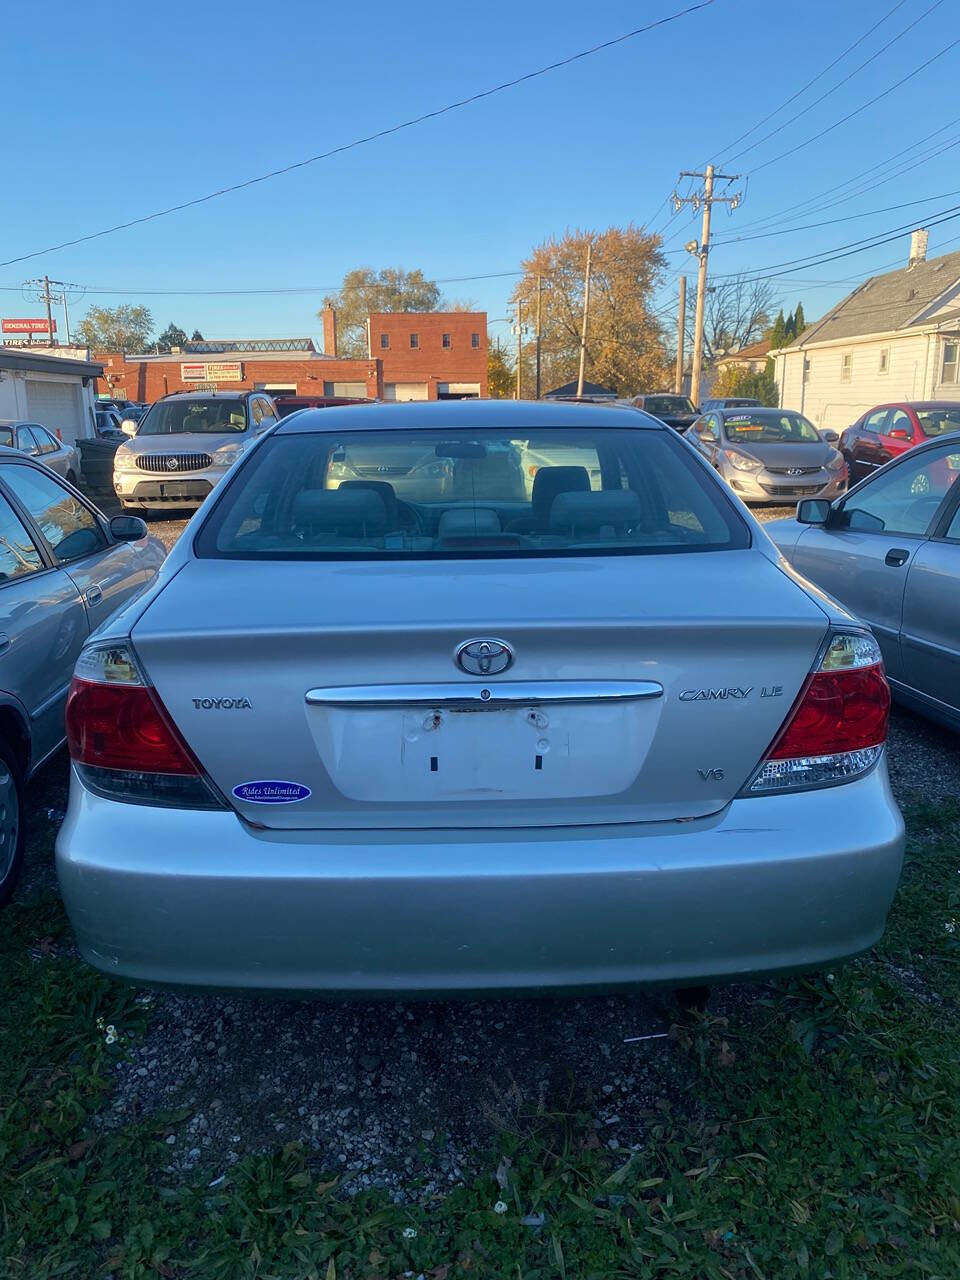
[56,761,904,994]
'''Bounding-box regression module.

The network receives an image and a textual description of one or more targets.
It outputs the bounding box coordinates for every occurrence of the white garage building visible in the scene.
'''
[0,347,103,445]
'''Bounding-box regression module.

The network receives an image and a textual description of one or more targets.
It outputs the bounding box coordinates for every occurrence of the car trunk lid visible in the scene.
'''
[131,552,829,830]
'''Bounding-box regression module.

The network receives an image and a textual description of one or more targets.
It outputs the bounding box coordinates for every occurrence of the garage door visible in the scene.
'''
[323,381,367,397]
[26,380,83,444]
[384,383,428,402]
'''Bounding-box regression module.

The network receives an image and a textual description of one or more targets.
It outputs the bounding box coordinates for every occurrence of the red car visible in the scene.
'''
[273,394,372,419]
[840,401,960,482]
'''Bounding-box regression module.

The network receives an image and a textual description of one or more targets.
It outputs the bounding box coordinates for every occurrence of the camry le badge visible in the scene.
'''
[456,638,514,676]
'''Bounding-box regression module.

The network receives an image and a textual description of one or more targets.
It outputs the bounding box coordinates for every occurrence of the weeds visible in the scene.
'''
[2,803,959,1277]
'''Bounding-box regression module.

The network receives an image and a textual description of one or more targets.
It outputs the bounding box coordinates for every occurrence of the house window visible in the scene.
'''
[442,333,451,349]
[942,341,959,384]
[840,353,853,383]
[410,333,419,349]
[471,332,480,349]
[380,333,389,350]
[878,347,889,375]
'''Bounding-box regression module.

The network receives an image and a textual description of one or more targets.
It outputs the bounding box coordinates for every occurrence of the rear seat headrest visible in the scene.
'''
[292,487,388,535]
[549,489,643,532]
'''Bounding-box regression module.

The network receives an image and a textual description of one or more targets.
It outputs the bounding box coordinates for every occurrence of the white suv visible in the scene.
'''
[113,390,277,512]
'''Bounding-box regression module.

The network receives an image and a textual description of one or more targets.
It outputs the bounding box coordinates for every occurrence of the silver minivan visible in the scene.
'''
[113,390,277,512]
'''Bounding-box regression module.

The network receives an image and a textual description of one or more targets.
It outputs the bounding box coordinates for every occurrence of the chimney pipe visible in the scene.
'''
[908,228,928,268]
[321,307,338,357]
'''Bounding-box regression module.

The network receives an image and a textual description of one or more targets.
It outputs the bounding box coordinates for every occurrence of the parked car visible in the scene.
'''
[686,407,847,505]
[701,397,764,411]
[767,435,960,733]
[0,420,80,485]
[628,394,699,432]
[112,390,278,512]
[96,408,124,436]
[0,449,166,904]
[57,400,903,994]
[839,401,960,483]
[274,395,373,418]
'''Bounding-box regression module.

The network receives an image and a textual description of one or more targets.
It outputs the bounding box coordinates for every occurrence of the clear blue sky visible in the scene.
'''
[3,0,958,348]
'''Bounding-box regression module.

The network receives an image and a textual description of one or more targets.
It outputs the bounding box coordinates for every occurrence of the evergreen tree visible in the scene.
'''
[769,310,788,349]
[793,302,806,335]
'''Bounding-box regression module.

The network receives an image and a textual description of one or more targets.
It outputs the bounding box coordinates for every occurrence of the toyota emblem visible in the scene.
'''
[455,638,514,676]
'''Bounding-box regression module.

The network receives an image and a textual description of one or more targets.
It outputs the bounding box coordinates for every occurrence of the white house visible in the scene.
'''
[0,346,104,444]
[772,231,960,431]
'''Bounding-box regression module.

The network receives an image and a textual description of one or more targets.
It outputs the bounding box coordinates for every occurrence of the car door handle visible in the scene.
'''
[85,584,104,606]
[885,548,910,567]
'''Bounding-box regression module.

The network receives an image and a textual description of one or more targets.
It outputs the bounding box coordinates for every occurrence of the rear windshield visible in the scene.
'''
[916,407,960,437]
[723,412,820,443]
[137,398,247,436]
[642,396,696,415]
[197,426,748,560]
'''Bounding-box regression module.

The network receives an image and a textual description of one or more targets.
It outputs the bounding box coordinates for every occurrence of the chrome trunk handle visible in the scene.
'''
[305,681,663,710]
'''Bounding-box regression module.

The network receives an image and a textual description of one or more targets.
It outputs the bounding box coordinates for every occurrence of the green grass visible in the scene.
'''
[2,805,959,1279]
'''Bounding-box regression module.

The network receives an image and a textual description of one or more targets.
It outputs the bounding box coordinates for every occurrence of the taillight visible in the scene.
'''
[66,643,224,809]
[746,632,890,794]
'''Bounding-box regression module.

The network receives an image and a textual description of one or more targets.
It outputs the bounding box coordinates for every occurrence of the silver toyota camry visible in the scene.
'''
[56,401,903,994]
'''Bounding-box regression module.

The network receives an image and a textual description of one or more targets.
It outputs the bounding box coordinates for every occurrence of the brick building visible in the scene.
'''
[96,308,487,404]
[368,312,486,401]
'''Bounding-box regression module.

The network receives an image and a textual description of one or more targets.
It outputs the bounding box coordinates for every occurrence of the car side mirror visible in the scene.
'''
[821,429,839,443]
[888,427,910,440]
[121,419,138,436]
[109,514,148,542]
[797,498,832,525]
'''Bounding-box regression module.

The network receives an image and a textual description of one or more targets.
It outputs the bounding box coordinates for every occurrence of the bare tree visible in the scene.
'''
[687,274,778,362]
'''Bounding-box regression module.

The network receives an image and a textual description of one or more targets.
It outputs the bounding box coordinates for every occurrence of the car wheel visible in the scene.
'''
[0,739,25,908]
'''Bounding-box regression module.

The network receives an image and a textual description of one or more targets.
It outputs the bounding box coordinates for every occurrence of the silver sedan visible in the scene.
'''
[0,420,80,484]
[767,434,960,734]
[0,447,166,904]
[57,400,903,994]
[687,407,848,505]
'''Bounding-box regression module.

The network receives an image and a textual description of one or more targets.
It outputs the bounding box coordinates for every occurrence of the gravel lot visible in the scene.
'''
[20,504,960,1197]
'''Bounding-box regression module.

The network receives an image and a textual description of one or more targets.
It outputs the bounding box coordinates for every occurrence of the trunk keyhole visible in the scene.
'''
[535,755,543,771]
[430,756,438,772]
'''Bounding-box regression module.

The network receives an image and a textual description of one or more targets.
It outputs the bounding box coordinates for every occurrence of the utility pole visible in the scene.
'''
[24,277,80,347]
[515,299,524,400]
[43,276,55,346]
[674,275,686,395]
[535,275,543,400]
[673,165,741,406]
[576,240,593,398]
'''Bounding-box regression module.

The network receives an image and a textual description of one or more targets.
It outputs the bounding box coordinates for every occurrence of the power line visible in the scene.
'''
[722,0,944,167]
[716,203,960,283]
[709,0,910,163]
[0,2,714,270]
[0,268,526,297]
[721,126,960,239]
[749,36,960,174]
[725,116,960,234]
[711,189,960,246]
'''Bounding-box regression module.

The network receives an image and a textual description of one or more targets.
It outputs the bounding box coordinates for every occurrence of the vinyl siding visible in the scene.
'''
[775,331,953,431]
